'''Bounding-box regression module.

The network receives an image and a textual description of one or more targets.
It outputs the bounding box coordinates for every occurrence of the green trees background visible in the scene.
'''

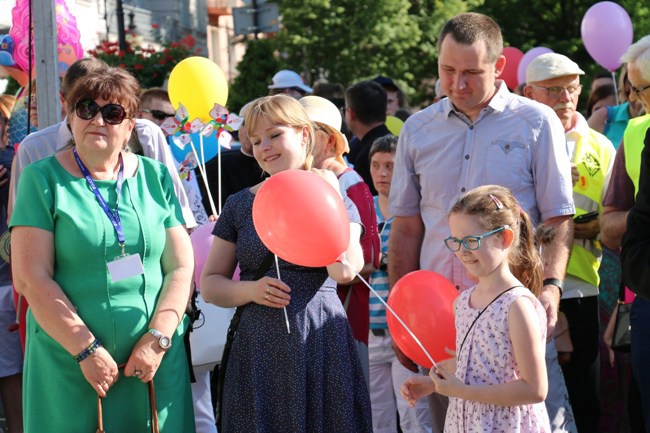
[228,0,650,112]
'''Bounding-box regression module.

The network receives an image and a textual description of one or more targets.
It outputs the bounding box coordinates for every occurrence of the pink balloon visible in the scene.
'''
[10,0,84,77]
[581,1,633,71]
[190,222,216,289]
[517,47,554,85]
[501,47,524,90]
[252,170,350,267]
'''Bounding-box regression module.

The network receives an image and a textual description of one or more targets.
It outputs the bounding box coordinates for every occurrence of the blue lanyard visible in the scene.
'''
[73,148,126,255]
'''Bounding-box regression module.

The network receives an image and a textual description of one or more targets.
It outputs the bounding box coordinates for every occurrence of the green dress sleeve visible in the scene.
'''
[9,160,55,232]
[144,156,185,229]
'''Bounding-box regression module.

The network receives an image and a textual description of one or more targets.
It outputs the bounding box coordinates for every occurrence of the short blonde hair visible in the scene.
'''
[244,95,316,169]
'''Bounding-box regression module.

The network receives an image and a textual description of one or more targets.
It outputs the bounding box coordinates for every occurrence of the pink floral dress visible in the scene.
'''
[444,286,551,433]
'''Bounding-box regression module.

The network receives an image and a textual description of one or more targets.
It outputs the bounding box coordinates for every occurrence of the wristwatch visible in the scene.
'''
[380,253,389,271]
[148,328,172,350]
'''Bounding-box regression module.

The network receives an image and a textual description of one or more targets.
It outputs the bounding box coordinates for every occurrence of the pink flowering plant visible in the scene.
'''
[87,30,202,88]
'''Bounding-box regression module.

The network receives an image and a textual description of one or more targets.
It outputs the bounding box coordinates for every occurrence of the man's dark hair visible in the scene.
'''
[141,87,171,106]
[345,80,387,125]
[369,134,398,161]
[60,57,109,99]
[438,13,503,63]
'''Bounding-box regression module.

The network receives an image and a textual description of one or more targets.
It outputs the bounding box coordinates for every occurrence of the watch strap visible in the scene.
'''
[543,278,564,296]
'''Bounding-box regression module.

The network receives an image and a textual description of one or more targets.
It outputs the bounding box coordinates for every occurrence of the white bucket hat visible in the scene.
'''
[299,95,349,164]
[268,70,313,93]
[526,53,585,83]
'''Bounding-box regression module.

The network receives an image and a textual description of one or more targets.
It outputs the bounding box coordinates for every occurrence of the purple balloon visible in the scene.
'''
[581,1,633,71]
[517,47,554,85]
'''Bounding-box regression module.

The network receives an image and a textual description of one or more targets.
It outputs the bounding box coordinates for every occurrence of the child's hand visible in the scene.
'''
[437,349,457,375]
[400,375,436,407]
[429,364,464,398]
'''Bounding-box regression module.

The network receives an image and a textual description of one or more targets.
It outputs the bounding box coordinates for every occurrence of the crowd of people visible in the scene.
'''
[0,10,649,433]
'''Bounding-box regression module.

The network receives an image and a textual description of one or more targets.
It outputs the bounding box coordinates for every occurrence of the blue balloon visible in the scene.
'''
[170,130,219,165]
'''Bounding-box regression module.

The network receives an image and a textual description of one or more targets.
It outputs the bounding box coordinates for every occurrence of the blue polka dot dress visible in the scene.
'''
[213,189,373,433]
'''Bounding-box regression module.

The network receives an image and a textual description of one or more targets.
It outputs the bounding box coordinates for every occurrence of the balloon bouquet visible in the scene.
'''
[169,57,248,370]
[252,169,457,365]
[164,56,242,219]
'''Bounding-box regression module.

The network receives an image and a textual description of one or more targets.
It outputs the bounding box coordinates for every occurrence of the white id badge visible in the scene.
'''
[107,254,145,282]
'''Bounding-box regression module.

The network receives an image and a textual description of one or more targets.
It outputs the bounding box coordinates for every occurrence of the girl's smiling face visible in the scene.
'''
[447,212,510,280]
[250,117,308,175]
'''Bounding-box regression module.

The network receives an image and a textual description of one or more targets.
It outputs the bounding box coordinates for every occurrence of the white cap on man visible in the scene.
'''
[268,70,313,93]
[526,53,585,83]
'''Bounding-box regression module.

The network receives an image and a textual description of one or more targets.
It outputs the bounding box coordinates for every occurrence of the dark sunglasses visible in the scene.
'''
[141,108,175,121]
[75,99,129,125]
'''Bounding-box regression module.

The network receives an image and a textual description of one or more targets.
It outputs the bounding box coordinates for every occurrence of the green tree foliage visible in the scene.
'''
[476,0,650,73]
[232,0,648,109]
[228,38,283,113]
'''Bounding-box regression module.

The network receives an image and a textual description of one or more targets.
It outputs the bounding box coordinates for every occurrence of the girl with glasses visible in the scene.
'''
[402,185,552,432]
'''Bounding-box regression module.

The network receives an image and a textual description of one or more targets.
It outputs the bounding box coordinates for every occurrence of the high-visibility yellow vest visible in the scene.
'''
[624,114,650,197]
[567,128,614,287]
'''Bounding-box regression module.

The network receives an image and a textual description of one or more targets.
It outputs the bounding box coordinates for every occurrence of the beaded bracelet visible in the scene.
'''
[74,339,101,363]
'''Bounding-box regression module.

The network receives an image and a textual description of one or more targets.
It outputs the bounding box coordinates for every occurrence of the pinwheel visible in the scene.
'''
[160,103,204,151]
[199,103,243,150]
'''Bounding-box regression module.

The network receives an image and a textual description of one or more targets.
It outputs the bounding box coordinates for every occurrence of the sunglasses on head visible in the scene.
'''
[141,108,175,121]
[75,99,129,125]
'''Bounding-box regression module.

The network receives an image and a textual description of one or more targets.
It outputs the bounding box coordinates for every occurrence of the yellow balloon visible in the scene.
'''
[168,56,229,122]
[385,115,404,136]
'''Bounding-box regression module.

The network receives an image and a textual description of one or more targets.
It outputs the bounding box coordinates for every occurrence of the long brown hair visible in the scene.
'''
[449,185,543,296]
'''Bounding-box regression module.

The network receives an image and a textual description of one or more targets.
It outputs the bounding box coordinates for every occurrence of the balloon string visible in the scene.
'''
[218,141,222,215]
[341,258,437,368]
[611,71,619,106]
[275,254,291,334]
[190,138,218,218]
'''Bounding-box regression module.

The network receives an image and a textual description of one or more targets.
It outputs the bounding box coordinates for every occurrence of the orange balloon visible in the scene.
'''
[387,270,457,368]
[252,170,350,267]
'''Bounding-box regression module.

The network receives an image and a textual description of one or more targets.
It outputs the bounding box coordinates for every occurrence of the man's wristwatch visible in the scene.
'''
[543,278,564,297]
[148,328,172,350]
[379,253,389,271]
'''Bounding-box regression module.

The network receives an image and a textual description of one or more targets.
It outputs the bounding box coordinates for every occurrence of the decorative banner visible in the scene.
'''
[517,46,554,85]
[9,0,83,78]
[501,46,524,90]
[581,1,633,72]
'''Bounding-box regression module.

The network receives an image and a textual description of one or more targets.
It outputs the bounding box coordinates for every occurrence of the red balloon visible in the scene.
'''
[387,270,457,368]
[501,47,524,90]
[252,170,350,267]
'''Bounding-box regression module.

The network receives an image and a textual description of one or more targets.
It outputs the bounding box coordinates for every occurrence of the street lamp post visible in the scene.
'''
[116,0,128,51]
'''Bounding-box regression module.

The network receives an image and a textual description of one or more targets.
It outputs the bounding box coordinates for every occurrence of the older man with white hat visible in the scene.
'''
[268,70,313,99]
[525,53,616,433]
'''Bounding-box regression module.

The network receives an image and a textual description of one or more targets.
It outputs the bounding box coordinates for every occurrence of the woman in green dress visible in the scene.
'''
[10,67,195,432]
